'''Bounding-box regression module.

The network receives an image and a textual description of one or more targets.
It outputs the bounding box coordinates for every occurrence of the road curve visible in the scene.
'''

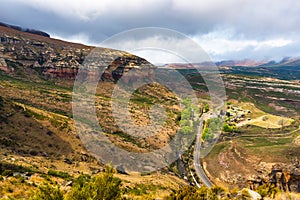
[193,112,213,187]
[193,96,224,188]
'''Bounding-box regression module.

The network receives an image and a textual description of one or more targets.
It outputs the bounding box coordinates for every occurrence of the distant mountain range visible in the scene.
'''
[1,21,300,69]
[165,57,300,69]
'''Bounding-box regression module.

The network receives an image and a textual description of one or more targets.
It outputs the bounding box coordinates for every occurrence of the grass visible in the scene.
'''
[248,115,293,128]
[233,102,294,129]
[237,137,294,148]
[233,130,300,163]
[47,169,71,179]
[13,101,71,131]
[0,161,36,176]
[204,117,300,189]
[206,142,229,158]
[125,183,167,196]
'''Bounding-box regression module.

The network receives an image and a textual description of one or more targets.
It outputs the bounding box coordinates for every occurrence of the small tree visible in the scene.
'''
[181,126,193,134]
[203,103,209,113]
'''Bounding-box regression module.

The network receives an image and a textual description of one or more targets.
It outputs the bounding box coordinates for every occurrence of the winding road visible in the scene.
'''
[193,96,224,188]
[193,112,214,187]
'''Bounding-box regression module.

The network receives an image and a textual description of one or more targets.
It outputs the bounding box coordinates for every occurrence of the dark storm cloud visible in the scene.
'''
[1,0,300,61]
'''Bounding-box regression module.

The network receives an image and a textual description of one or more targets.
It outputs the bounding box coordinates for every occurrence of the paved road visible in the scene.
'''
[193,96,224,188]
[193,112,213,187]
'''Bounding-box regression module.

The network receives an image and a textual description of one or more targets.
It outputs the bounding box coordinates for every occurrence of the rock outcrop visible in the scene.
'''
[247,162,300,192]
[0,23,155,81]
[0,57,10,72]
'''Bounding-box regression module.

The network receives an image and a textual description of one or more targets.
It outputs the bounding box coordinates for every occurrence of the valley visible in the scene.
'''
[0,23,300,199]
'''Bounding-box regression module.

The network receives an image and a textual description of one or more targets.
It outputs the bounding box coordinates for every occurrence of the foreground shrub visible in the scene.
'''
[66,165,122,200]
[31,165,122,200]
[256,183,279,199]
[30,182,64,200]
[165,185,252,200]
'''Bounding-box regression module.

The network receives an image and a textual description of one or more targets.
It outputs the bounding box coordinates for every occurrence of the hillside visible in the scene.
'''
[0,24,187,199]
[1,22,300,199]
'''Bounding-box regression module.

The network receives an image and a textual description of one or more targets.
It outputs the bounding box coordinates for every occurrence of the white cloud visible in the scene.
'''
[99,31,211,64]
[51,33,96,46]
[10,0,165,21]
[192,30,293,60]
[2,0,300,62]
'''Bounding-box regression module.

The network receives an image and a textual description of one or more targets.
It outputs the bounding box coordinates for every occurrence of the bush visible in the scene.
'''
[30,182,64,200]
[203,103,209,113]
[262,116,268,121]
[2,169,13,177]
[30,166,122,200]
[223,124,237,133]
[66,165,122,200]
[47,170,70,179]
[166,186,254,200]
[256,183,279,198]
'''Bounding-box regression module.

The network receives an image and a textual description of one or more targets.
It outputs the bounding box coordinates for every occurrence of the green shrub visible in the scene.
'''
[203,103,209,113]
[223,124,237,133]
[47,170,70,179]
[2,169,13,177]
[30,182,64,200]
[256,183,279,198]
[66,165,122,200]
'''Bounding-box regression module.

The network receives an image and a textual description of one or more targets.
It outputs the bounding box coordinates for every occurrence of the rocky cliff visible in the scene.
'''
[0,23,155,81]
[247,162,300,192]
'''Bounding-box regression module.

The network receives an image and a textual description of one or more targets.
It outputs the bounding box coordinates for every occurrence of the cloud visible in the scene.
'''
[191,29,293,60]
[51,32,96,46]
[1,0,300,62]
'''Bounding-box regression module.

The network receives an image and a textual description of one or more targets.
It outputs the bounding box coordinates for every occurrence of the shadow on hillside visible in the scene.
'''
[0,100,74,159]
[0,160,35,174]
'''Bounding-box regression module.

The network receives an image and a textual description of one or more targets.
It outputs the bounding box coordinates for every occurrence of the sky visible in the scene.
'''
[1,0,300,63]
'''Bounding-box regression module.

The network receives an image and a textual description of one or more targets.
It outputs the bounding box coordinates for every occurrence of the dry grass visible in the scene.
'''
[273,192,300,200]
[248,115,293,128]
[236,102,293,128]
[116,171,187,199]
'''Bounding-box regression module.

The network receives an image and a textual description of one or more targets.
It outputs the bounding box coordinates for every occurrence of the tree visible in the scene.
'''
[181,126,193,135]
[223,124,237,133]
[181,107,192,120]
[181,98,191,107]
[180,119,190,127]
[202,127,213,141]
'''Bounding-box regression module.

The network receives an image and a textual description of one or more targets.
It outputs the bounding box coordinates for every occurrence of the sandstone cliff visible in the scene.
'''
[0,23,155,81]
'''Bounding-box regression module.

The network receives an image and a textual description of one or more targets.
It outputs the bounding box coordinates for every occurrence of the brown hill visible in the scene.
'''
[0,22,181,162]
[0,23,185,199]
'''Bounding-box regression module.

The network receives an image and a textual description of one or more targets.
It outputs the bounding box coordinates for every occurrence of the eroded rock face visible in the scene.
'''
[0,57,9,72]
[0,27,89,79]
[0,25,155,81]
[247,162,300,192]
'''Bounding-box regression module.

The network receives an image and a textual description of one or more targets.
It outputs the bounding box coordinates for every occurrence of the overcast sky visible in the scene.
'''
[1,0,300,63]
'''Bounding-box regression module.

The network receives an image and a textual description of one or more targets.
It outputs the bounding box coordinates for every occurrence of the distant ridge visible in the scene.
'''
[0,22,50,38]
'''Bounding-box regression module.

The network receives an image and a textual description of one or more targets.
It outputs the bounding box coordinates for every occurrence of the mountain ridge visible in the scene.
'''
[0,22,50,38]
